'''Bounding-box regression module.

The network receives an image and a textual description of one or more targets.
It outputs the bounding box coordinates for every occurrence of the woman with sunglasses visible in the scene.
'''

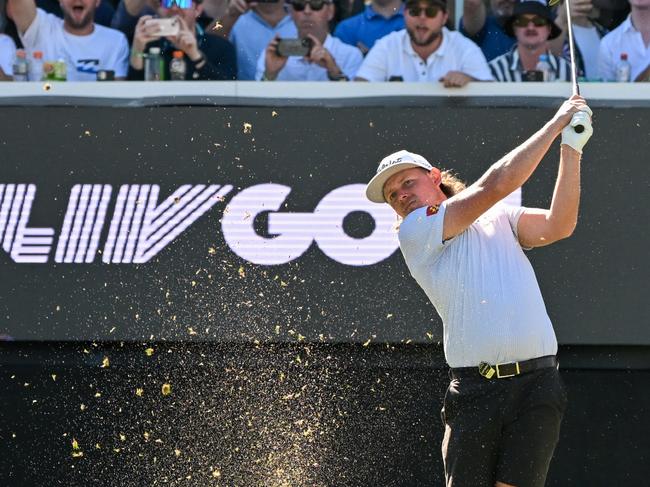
[128,0,236,80]
[489,0,572,82]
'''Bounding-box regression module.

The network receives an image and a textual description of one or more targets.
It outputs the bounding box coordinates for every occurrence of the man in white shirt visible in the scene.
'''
[256,0,363,81]
[8,0,129,80]
[598,0,650,81]
[355,0,493,86]
[366,96,593,487]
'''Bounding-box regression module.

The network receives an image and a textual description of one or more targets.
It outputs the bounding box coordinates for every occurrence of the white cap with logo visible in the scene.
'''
[365,149,433,203]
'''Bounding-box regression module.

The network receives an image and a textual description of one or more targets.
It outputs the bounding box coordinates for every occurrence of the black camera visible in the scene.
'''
[276,38,314,57]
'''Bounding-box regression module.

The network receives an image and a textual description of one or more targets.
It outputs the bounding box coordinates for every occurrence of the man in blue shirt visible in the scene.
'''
[460,0,518,61]
[214,0,297,80]
[334,0,405,54]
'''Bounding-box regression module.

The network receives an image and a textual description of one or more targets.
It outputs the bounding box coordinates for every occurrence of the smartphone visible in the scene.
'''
[276,38,314,57]
[145,17,180,37]
[522,70,543,82]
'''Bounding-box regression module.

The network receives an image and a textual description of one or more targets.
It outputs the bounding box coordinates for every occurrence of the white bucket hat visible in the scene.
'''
[365,150,433,203]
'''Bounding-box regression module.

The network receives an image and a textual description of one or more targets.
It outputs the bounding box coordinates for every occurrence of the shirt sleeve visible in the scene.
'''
[20,9,53,51]
[0,35,17,75]
[398,203,448,264]
[501,205,528,246]
[459,36,494,81]
[114,33,130,78]
[354,37,388,81]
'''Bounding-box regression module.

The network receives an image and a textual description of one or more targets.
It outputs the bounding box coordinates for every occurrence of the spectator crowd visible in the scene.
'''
[0,0,648,82]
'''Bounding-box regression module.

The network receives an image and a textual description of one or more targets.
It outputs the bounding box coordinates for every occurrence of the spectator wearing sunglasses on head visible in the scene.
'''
[488,0,571,82]
[256,0,363,81]
[128,0,236,80]
[8,0,129,80]
[212,0,297,80]
[355,0,493,86]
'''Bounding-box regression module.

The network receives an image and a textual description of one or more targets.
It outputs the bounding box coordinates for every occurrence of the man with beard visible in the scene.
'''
[9,0,129,80]
[355,0,492,86]
[256,0,363,81]
[333,0,405,55]
[460,0,518,61]
[489,0,571,81]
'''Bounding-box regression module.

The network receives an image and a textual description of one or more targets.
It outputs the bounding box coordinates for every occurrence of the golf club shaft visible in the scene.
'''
[564,0,585,132]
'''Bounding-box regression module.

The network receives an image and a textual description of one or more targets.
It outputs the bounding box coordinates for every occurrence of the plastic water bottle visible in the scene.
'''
[169,50,186,81]
[536,54,555,82]
[616,53,631,82]
[144,47,164,81]
[12,49,29,81]
[29,51,44,81]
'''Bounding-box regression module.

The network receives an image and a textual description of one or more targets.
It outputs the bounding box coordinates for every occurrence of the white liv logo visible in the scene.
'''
[0,183,398,265]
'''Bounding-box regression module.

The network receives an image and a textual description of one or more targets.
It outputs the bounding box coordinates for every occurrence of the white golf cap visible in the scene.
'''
[365,149,433,203]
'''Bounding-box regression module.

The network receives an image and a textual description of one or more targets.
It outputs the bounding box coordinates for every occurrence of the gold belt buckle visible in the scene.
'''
[495,362,520,378]
[478,362,496,379]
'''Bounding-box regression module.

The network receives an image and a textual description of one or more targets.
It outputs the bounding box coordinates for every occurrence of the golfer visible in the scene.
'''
[366,95,592,487]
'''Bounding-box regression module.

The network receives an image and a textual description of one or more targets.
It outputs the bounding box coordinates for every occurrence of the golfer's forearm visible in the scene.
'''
[547,145,581,237]
[479,120,562,197]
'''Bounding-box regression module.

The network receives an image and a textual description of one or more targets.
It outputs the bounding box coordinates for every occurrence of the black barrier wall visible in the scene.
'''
[1,103,649,343]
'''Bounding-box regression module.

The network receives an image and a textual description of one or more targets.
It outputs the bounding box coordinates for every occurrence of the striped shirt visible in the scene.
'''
[488,45,572,82]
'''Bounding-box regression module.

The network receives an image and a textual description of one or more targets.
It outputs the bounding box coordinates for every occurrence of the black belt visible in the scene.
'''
[450,355,558,380]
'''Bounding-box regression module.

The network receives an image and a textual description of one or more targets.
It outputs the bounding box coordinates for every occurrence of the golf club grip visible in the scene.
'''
[574,124,585,133]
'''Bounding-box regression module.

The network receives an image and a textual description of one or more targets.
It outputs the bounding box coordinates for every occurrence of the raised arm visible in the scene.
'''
[462,0,487,37]
[7,0,37,34]
[442,96,591,241]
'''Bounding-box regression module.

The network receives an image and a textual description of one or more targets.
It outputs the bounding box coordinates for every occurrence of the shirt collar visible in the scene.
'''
[250,9,292,29]
[623,14,643,33]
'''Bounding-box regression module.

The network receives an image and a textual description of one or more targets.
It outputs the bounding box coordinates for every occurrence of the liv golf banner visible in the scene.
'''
[1,103,648,344]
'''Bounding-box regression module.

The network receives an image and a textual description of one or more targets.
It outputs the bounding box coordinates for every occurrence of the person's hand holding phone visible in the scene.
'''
[166,16,201,61]
[263,35,288,80]
[133,15,159,54]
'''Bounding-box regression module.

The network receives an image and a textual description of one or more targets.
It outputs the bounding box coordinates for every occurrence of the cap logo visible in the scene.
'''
[378,156,403,173]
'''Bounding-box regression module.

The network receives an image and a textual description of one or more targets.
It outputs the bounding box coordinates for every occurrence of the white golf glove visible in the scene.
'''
[561,109,593,154]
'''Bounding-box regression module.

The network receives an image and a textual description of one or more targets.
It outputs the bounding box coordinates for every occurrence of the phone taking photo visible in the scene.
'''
[276,38,314,57]
[145,17,180,37]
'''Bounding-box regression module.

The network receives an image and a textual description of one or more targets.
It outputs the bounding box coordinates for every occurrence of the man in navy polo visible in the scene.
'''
[333,0,404,54]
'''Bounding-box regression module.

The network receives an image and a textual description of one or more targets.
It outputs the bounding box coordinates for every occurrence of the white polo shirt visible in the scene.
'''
[598,14,650,81]
[356,28,493,82]
[20,8,129,81]
[255,34,363,81]
[398,202,557,368]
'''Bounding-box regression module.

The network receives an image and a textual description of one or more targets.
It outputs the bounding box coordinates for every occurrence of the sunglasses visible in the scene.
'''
[512,16,549,27]
[161,0,192,8]
[290,0,330,11]
[407,5,442,18]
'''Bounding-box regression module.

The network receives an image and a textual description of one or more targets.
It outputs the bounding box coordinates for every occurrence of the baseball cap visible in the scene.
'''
[505,0,562,39]
[366,150,434,203]
[405,0,447,10]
